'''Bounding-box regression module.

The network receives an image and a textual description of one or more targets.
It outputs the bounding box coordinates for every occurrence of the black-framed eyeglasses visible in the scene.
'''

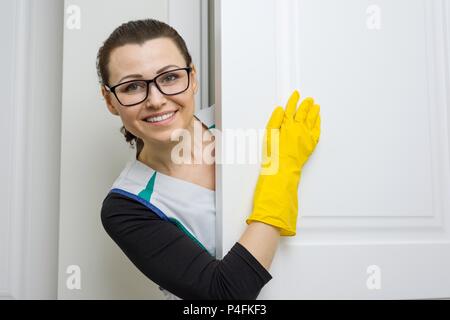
[104,66,192,107]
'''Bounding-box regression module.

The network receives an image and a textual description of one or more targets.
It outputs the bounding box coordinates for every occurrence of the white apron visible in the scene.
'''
[108,105,216,300]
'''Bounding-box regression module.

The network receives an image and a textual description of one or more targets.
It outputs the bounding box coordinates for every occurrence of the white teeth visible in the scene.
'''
[146,112,175,123]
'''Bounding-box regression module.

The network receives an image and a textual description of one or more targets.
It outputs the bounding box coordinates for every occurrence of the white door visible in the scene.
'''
[215,0,450,299]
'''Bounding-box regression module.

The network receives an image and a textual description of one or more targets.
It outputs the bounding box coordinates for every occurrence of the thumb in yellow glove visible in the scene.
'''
[246,90,321,236]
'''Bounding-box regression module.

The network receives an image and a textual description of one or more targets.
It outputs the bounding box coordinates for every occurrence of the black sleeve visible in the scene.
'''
[100,192,273,300]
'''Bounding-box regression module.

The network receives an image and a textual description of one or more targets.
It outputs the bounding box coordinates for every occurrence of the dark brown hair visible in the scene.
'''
[96,19,193,158]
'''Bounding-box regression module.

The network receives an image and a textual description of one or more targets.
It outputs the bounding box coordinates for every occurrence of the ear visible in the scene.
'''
[101,86,119,116]
[190,64,199,95]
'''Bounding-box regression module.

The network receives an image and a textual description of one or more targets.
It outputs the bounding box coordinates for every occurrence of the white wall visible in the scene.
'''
[0,0,63,299]
[58,0,210,299]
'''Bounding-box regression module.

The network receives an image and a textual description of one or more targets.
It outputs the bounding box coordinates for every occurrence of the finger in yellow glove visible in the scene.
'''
[246,90,321,236]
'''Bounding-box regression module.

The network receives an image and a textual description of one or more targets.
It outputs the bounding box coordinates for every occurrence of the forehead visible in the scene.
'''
[108,37,185,83]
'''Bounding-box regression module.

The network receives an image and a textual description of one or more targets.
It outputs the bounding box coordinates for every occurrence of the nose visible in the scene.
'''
[145,82,166,106]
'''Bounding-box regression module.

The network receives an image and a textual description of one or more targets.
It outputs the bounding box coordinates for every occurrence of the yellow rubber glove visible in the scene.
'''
[246,90,321,236]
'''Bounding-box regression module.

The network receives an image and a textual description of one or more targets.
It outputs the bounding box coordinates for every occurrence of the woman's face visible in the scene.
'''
[103,37,198,144]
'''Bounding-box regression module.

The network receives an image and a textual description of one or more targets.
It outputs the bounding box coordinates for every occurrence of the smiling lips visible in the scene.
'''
[143,110,177,121]
[143,110,178,124]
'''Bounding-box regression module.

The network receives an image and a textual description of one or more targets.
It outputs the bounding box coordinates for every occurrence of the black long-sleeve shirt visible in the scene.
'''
[100,191,273,300]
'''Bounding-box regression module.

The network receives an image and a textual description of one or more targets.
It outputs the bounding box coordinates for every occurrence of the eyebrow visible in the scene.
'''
[116,64,181,84]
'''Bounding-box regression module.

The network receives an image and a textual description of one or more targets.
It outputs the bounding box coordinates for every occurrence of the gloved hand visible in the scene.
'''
[246,90,321,236]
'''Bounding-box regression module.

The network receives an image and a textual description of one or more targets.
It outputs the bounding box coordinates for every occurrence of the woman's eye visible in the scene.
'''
[124,82,144,92]
[161,73,178,83]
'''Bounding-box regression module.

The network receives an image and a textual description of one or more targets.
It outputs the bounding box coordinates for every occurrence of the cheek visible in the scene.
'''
[176,104,197,131]
[167,95,194,124]
[119,110,141,135]
[178,105,194,124]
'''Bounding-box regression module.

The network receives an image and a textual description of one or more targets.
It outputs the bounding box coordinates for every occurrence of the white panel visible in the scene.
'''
[0,0,18,299]
[200,0,210,110]
[288,0,434,219]
[1,0,63,299]
[168,0,210,110]
[214,0,224,258]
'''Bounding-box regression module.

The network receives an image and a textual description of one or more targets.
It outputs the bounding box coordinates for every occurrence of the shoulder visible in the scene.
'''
[102,191,143,212]
[102,191,145,213]
[100,191,161,234]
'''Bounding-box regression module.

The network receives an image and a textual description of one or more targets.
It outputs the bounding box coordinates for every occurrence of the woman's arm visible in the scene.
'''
[238,222,281,270]
[101,192,273,300]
